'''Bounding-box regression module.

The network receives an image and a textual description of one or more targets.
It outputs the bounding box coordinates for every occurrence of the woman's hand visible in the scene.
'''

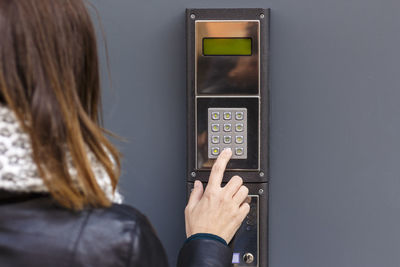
[184,148,250,244]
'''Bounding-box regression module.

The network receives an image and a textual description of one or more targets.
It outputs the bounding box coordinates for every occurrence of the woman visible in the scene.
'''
[0,1,250,266]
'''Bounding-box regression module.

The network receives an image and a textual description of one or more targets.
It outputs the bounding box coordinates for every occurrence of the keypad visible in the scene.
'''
[208,108,248,159]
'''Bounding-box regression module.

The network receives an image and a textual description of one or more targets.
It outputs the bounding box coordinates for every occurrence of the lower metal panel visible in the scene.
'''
[231,195,259,266]
[186,182,268,267]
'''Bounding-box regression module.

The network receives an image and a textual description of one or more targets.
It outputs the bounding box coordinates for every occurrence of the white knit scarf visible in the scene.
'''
[0,104,122,203]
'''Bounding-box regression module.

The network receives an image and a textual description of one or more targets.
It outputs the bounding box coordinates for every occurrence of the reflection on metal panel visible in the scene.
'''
[195,21,260,95]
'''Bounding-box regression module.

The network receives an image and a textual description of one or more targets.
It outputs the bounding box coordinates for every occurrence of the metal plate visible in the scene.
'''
[197,98,259,170]
[196,20,260,95]
[185,182,268,267]
[230,195,259,267]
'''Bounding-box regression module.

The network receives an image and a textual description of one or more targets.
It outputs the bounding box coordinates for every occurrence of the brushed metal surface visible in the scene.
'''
[195,20,260,95]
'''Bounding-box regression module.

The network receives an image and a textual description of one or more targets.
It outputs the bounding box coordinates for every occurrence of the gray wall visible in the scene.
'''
[92,0,400,266]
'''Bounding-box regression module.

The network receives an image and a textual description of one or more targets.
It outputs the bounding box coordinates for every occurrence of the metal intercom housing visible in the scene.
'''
[186,8,269,267]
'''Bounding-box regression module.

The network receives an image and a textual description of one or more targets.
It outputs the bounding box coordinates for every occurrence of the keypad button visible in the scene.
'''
[211,124,220,132]
[235,147,244,156]
[235,136,244,144]
[235,112,244,120]
[211,136,220,144]
[211,147,220,156]
[223,112,232,120]
[211,112,220,120]
[235,123,244,132]
[223,124,232,132]
[223,136,232,144]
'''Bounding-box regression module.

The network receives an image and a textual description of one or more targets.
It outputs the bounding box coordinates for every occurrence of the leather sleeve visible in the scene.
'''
[177,238,233,267]
[128,214,169,267]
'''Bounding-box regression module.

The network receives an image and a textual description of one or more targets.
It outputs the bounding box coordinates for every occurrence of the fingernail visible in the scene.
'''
[194,180,201,187]
[224,147,232,152]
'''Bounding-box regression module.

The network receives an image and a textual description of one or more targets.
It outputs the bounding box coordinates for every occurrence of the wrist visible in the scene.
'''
[185,233,228,246]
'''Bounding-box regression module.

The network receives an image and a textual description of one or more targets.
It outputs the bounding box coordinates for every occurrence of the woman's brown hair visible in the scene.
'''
[0,0,121,210]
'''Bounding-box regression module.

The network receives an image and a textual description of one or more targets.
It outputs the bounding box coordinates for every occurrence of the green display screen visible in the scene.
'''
[203,38,252,56]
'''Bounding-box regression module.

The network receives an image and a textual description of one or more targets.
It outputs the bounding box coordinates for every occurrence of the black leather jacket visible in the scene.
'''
[0,191,232,267]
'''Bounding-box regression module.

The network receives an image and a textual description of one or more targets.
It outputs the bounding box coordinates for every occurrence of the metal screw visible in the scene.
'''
[259,171,265,177]
[258,189,264,195]
[190,14,196,19]
[190,171,196,178]
[260,13,265,19]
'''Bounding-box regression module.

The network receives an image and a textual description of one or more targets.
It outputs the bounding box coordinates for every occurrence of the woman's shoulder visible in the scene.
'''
[0,191,150,231]
[105,203,150,225]
[0,192,168,267]
[72,203,168,266]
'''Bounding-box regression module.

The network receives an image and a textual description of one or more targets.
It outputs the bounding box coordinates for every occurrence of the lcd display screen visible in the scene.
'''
[203,38,252,56]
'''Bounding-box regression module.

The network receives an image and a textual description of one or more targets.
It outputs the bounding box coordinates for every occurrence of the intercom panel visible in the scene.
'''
[186,8,270,267]
[187,8,269,183]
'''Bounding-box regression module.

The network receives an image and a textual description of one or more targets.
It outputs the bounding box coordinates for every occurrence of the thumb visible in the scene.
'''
[187,180,203,210]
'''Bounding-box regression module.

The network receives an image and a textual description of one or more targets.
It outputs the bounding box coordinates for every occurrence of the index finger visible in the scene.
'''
[207,148,232,188]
